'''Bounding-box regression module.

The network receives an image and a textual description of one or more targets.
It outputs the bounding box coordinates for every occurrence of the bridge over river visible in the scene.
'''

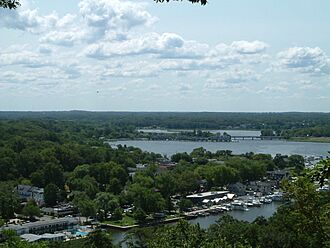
[231,136,284,141]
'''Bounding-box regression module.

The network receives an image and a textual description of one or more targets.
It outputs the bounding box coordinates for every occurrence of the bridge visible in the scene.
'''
[231,136,284,141]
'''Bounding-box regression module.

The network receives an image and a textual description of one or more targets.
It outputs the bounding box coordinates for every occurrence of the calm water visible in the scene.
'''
[189,202,280,229]
[111,202,280,246]
[109,134,329,245]
[111,140,330,157]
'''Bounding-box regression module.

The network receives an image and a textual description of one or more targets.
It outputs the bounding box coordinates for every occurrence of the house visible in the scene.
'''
[42,204,75,217]
[267,169,290,181]
[228,182,246,196]
[186,191,229,204]
[16,185,45,206]
[3,217,79,235]
[248,181,274,194]
[21,233,65,243]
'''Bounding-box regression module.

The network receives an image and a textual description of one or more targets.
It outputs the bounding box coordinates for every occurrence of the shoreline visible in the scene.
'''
[287,137,330,143]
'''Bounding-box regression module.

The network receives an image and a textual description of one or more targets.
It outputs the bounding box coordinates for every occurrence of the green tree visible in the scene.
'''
[133,207,147,223]
[44,183,59,207]
[94,192,119,220]
[148,220,206,248]
[178,198,193,212]
[0,182,19,222]
[288,154,305,173]
[112,207,123,221]
[84,229,114,248]
[73,192,97,219]
[22,200,41,220]
[155,173,177,211]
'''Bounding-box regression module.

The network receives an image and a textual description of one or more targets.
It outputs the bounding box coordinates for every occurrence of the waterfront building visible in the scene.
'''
[228,182,246,196]
[3,217,79,235]
[16,185,45,206]
[42,204,75,217]
[20,233,65,243]
[266,169,290,181]
[186,191,229,204]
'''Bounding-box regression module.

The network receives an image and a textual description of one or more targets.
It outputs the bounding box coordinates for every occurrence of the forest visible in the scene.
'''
[0,118,329,248]
[1,111,330,137]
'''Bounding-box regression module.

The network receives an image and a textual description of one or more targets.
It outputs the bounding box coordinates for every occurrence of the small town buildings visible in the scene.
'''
[21,233,65,243]
[248,181,274,194]
[42,204,75,217]
[267,169,290,181]
[186,191,229,204]
[16,185,45,206]
[128,164,148,177]
[228,182,246,196]
[3,217,79,235]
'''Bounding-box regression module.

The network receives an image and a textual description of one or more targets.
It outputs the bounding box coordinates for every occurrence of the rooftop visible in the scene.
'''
[186,191,229,199]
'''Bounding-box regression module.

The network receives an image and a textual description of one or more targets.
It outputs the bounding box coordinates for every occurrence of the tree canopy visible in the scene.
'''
[0,0,208,10]
[0,0,20,9]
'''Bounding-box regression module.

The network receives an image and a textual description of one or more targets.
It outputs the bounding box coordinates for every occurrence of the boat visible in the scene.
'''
[231,201,249,211]
[272,192,283,201]
[252,200,262,207]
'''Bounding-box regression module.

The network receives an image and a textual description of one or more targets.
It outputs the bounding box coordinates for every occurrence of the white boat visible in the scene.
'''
[231,201,249,211]
[272,192,283,201]
[252,200,262,207]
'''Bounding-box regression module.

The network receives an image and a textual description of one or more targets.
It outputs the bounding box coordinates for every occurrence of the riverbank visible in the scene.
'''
[288,137,330,143]
[109,139,330,157]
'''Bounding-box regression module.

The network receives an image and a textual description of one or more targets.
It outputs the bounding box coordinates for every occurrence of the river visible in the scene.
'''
[111,202,281,246]
[109,133,328,245]
[110,139,330,157]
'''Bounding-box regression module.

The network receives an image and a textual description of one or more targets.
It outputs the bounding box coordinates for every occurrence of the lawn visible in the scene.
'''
[102,215,137,227]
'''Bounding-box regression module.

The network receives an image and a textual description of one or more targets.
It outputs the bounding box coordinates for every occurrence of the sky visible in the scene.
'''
[0,0,329,112]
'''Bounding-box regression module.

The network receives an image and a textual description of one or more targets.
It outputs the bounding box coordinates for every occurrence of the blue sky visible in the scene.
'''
[0,0,329,111]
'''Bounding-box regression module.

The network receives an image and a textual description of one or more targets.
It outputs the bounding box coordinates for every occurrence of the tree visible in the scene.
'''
[134,207,147,223]
[0,182,19,222]
[156,173,177,211]
[261,129,274,136]
[84,229,114,248]
[148,220,206,248]
[178,198,193,212]
[73,192,97,219]
[112,207,123,221]
[22,200,41,220]
[44,183,59,207]
[288,154,305,173]
[94,192,119,220]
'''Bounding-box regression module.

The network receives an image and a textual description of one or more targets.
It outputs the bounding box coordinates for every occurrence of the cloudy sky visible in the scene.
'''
[0,0,329,111]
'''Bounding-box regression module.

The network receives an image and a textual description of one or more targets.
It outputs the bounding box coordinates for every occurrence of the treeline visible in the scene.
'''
[1,111,330,131]
[126,176,329,248]
[1,170,329,248]
[0,119,329,248]
[0,119,304,225]
[282,125,330,137]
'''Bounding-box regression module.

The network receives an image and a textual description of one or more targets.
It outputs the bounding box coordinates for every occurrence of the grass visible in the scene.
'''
[289,137,330,143]
[102,215,137,227]
[62,238,85,248]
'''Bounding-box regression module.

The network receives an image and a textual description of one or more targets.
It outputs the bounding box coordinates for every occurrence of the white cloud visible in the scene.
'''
[204,68,260,90]
[0,8,59,34]
[0,51,52,68]
[84,32,208,59]
[277,47,329,74]
[78,0,157,41]
[99,61,160,78]
[213,40,268,55]
[231,40,268,54]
